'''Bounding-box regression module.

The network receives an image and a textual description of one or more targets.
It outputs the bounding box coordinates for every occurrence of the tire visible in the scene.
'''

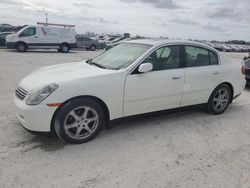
[60,43,69,53]
[207,84,232,115]
[16,43,27,52]
[53,98,105,144]
[90,44,96,51]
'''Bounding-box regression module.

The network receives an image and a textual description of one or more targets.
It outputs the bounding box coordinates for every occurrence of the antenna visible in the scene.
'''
[37,22,75,28]
[45,13,48,26]
[38,12,75,28]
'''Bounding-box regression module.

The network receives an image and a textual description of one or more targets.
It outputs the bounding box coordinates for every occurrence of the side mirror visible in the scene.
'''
[138,63,153,73]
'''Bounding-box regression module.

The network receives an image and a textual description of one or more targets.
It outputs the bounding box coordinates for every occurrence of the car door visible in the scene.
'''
[37,26,59,45]
[124,45,185,116]
[181,45,222,106]
[80,37,89,48]
[76,37,83,48]
[18,27,38,45]
[77,37,90,48]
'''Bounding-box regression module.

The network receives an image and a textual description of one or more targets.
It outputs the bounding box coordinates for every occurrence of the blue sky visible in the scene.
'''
[0,0,248,41]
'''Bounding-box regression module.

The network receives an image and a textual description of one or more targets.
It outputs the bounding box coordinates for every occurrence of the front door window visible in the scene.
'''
[143,46,181,71]
[19,27,36,37]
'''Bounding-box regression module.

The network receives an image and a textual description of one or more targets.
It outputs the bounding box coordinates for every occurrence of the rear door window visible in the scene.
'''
[185,46,218,67]
[209,51,219,65]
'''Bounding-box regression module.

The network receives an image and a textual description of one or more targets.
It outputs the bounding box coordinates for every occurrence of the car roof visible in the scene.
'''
[125,39,216,51]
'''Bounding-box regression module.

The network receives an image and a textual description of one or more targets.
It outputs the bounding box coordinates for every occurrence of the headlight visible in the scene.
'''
[26,83,59,105]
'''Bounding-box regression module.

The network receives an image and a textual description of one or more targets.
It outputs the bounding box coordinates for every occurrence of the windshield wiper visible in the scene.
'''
[85,59,119,70]
[85,59,104,68]
[85,59,92,64]
[91,62,107,69]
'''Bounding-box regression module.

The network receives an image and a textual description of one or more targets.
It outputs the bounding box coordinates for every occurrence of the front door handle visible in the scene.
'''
[172,76,182,80]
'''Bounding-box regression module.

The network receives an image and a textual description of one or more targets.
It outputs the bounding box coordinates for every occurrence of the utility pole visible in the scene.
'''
[45,13,48,26]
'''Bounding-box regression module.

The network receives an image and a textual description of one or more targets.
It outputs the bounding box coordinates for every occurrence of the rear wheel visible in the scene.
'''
[16,43,27,52]
[54,98,105,144]
[60,43,69,53]
[207,84,232,115]
[90,44,96,51]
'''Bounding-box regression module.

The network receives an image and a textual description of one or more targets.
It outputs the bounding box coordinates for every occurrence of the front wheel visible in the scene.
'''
[16,43,27,52]
[54,98,105,144]
[207,84,232,115]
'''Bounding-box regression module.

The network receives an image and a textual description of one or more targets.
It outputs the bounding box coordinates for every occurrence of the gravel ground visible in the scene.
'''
[0,48,250,188]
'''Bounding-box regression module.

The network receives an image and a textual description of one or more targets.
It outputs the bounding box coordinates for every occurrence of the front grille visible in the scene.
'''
[15,87,28,100]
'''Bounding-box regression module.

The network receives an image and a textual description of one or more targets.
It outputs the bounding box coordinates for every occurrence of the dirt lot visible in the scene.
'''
[0,49,250,188]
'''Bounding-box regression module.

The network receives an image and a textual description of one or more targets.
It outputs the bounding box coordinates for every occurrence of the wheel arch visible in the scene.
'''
[223,82,234,101]
[209,82,234,103]
[15,41,27,48]
[50,95,110,132]
[61,42,70,49]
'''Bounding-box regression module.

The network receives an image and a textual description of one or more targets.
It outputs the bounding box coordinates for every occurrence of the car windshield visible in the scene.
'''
[91,43,151,70]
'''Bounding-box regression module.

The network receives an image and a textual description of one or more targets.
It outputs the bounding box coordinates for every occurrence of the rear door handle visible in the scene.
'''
[172,76,182,80]
[213,71,220,75]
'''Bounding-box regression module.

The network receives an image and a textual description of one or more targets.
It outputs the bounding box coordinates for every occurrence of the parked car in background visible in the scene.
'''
[226,44,237,52]
[204,42,217,49]
[240,45,248,52]
[0,32,14,46]
[243,58,250,86]
[6,23,77,53]
[213,43,232,52]
[212,43,224,51]
[105,37,131,50]
[221,44,232,52]
[98,36,119,49]
[76,36,98,51]
[105,37,121,45]
[14,39,246,144]
[245,46,250,52]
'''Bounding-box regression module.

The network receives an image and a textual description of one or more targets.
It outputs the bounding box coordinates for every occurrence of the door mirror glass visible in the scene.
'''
[138,63,153,73]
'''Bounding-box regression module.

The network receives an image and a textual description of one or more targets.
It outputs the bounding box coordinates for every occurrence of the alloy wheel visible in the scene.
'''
[212,88,230,112]
[63,106,99,140]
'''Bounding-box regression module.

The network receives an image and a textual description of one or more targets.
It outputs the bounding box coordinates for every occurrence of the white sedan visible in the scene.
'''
[14,40,246,143]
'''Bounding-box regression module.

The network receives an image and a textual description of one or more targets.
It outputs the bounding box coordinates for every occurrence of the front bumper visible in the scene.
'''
[14,95,57,132]
[6,42,16,49]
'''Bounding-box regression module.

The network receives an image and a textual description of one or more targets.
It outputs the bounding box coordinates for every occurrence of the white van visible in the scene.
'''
[6,24,77,52]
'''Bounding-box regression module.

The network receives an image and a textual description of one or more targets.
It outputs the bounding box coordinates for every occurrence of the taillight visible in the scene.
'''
[241,64,246,75]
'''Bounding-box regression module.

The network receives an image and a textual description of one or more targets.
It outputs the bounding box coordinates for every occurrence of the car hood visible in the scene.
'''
[19,61,116,92]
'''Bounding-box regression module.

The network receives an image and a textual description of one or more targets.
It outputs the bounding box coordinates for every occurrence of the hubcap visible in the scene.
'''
[64,106,99,140]
[62,46,68,52]
[212,88,229,112]
[19,45,25,51]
